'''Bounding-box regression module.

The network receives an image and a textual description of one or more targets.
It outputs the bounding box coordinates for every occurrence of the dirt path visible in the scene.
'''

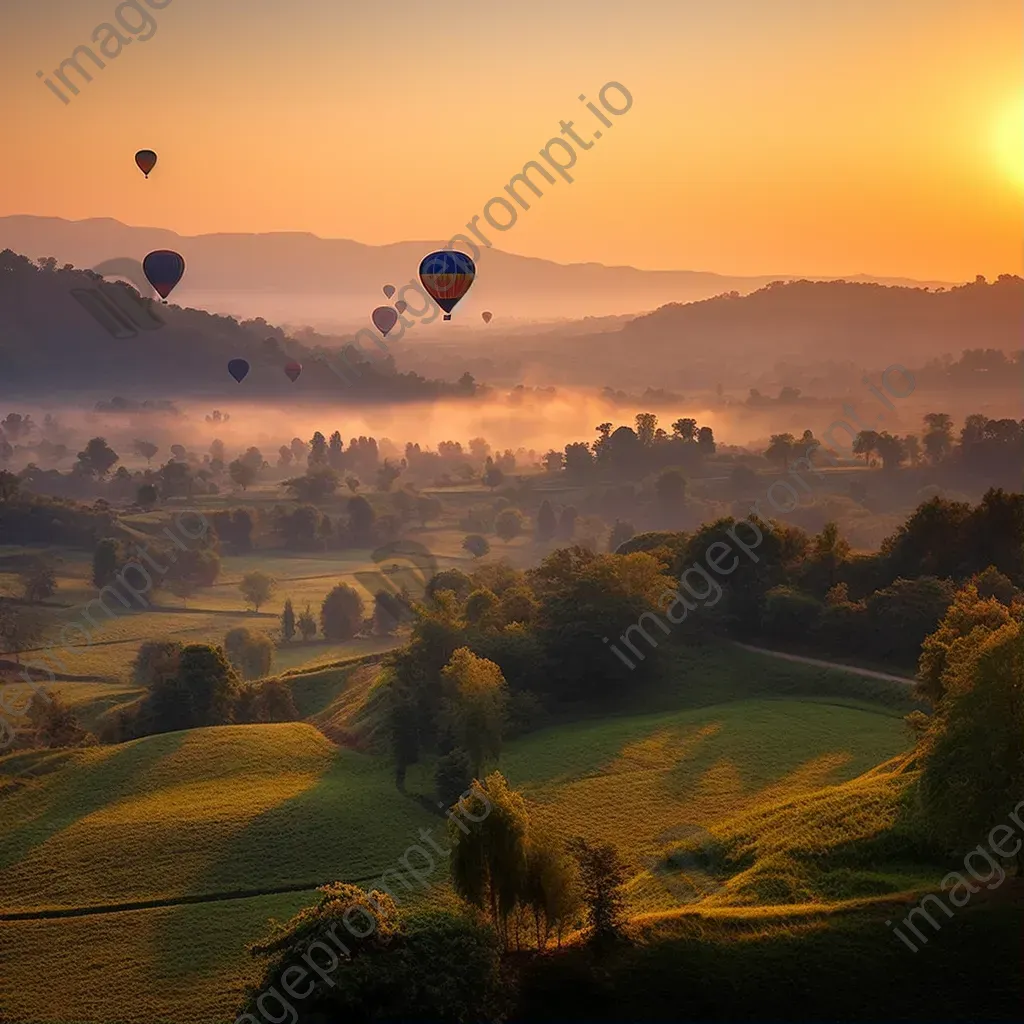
[732,642,915,686]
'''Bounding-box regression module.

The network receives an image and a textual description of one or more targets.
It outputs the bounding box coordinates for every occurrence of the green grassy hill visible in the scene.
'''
[0,646,930,1023]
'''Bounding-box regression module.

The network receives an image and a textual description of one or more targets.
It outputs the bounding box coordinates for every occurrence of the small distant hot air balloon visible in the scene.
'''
[419,250,475,321]
[395,300,408,314]
[481,311,493,323]
[383,284,396,299]
[135,150,157,178]
[284,361,302,382]
[142,250,185,300]
[372,306,399,337]
[228,358,250,383]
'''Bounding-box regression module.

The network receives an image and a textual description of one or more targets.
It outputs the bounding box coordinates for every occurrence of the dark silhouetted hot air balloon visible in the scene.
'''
[382,284,396,299]
[481,311,493,323]
[135,150,157,177]
[419,250,475,321]
[395,300,408,314]
[372,306,399,337]
[143,250,185,300]
[228,358,250,383]
[284,361,302,382]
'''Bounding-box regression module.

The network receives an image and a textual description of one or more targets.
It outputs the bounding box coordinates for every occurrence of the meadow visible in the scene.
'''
[0,640,931,1024]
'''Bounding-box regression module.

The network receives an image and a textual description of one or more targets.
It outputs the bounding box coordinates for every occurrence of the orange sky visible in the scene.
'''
[4,0,1022,280]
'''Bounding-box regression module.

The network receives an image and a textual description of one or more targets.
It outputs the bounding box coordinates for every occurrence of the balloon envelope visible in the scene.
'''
[135,150,157,177]
[143,250,185,299]
[419,250,476,314]
[395,300,408,314]
[284,361,302,382]
[228,358,250,383]
[383,284,396,298]
[482,311,493,323]
[372,306,399,337]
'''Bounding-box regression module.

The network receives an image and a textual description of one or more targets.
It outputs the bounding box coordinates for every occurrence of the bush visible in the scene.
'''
[463,534,491,558]
[224,627,275,681]
[761,586,823,642]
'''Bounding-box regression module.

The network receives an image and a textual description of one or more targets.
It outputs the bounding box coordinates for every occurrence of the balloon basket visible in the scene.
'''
[443,314,451,320]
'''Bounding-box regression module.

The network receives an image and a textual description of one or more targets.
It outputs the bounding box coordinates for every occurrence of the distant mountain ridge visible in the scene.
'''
[0,216,954,325]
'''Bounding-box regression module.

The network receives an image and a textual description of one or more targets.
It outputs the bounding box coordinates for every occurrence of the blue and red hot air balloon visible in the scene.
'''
[142,250,185,300]
[418,250,475,321]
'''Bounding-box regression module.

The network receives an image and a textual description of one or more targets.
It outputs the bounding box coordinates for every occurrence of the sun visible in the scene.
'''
[992,94,1024,190]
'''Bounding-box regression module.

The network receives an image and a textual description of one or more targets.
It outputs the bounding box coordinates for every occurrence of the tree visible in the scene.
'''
[495,508,524,543]
[435,746,473,808]
[174,644,240,727]
[281,597,296,642]
[448,772,529,949]
[558,505,578,540]
[348,495,377,545]
[439,648,508,776]
[635,412,658,447]
[536,500,557,542]
[923,412,954,464]
[697,425,716,455]
[224,627,275,680]
[77,437,119,477]
[851,430,879,465]
[239,884,507,1024]
[136,483,158,508]
[567,837,628,948]
[416,494,443,526]
[239,571,277,612]
[482,458,505,491]
[671,418,698,442]
[463,534,490,559]
[524,831,581,948]
[228,459,257,491]
[345,475,360,493]
[309,430,328,466]
[874,431,907,471]
[20,561,57,603]
[298,603,317,641]
[277,445,293,469]
[542,450,564,474]
[765,433,796,469]
[321,583,365,640]
[328,430,345,470]
[131,640,183,689]
[26,691,89,748]
[132,439,158,466]
[655,469,687,508]
[917,583,1013,705]
[92,538,120,589]
[917,621,1024,870]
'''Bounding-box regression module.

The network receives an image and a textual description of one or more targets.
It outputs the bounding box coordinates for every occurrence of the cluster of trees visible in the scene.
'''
[915,347,1024,388]
[102,640,296,742]
[278,584,368,645]
[911,577,1024,872]
[538,413,716,481]
[235,773,629,1022]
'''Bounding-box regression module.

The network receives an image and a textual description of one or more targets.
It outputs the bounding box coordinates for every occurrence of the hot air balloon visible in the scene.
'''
[395,300,408,314]
[372,306,399,338]
[135,150,157,177]
[142,250,185,300]
[383,284,396,299]
[228,358,250,383]
[419,250,475,321]
[284,361,302,382]
[481,311,493,323]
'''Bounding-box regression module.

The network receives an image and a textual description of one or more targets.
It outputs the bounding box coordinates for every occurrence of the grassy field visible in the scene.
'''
[0,638,927,1024]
